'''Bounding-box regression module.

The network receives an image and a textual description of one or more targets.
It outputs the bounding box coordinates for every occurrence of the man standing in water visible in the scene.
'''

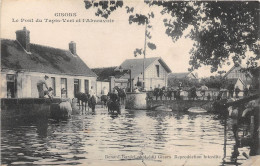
[37,75,49,98]
[89,86,97,111]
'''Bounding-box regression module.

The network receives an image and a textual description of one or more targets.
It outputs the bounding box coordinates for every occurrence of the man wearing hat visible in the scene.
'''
[37,75,49,98]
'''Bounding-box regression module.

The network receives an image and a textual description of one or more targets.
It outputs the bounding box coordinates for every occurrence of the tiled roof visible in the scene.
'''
[92,67,128,81]
[1,39,97,77]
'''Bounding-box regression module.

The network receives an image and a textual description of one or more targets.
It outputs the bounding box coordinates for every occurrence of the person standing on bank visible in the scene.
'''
[37,75,49,98]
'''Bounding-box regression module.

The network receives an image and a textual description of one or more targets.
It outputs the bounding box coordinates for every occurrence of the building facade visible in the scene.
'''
[116,57,172,90]
[1,27,97,99]
[93,57,171,93]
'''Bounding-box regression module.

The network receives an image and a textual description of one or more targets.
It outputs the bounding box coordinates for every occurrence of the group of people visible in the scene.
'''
[147,84,253,101]
[217,85,254,101]
[36,74,125,112]
[150,84,200,101]
[100,86,125,105]
[100,86,125,113]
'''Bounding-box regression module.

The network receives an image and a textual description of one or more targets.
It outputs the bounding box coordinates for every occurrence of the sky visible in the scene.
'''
[0,0,249,77]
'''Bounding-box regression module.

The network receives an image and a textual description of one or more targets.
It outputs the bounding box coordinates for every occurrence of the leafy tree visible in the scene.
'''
[83,1,259,72]
[168,77,201,88]
[200,76,227,89]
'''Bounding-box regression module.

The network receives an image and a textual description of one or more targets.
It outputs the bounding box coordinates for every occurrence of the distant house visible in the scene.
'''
[224,64,253,88]
[1,27,97,99]
[225,78,246,97]
[92,67,128,96]
[168,72,198,79]
[115,57,172,90]
[227,78,245,91]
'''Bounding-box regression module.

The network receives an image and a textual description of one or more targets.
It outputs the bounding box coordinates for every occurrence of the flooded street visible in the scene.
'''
[1,108,250,166]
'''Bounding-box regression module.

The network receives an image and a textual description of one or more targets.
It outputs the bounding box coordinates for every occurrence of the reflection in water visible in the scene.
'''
[1,109,250,166]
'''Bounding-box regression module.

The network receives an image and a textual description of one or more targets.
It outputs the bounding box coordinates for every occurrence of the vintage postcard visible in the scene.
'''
[1,0,259,166]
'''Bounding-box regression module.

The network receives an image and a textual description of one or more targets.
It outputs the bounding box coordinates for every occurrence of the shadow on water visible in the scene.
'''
[2,116,49,138]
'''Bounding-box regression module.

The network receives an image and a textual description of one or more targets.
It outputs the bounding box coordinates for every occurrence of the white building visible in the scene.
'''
[224,64,253,88]
[1,27,97,99]
[115,57,172,90]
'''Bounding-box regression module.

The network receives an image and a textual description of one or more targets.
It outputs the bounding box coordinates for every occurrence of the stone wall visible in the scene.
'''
[1,98,71,118]
[125,92,147,110]
[147,99,213,112]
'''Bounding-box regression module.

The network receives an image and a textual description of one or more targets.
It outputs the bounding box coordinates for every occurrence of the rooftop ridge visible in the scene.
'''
[1,38,97,77]
[92,66,117,70]
[1,38,71,53]
[124,56,159,60]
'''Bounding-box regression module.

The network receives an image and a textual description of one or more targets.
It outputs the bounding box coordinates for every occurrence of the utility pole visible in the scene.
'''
[143,22,147,90]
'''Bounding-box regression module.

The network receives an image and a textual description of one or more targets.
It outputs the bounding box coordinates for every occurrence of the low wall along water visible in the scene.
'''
[147,99,213,111]
[125,92,147,110]
[125,92,213,111]
[1,98,72,118]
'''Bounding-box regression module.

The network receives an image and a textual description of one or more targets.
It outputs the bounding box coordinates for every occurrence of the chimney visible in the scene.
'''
[69,41,76,55]
[16,27,30,52]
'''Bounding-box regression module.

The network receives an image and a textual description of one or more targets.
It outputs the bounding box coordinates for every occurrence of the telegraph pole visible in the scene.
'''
[143,22,147,90]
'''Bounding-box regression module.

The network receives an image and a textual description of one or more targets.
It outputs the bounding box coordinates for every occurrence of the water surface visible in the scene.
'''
[1,108,250,166]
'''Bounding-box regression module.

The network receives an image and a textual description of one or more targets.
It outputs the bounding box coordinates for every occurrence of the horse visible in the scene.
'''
[100,95,108,108]
[114,86,126,105]
[75,92,90,112]
[75,92,83,109]
[88,95,96,112]
[107,93,121,114]
[81,93,90,111]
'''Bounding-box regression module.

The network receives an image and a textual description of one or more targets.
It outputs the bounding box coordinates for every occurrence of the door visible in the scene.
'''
[61,78,67,98]
[74,79,80,97]
[6,74,16,98]
[84,80,89,93]
[51,77,56,96]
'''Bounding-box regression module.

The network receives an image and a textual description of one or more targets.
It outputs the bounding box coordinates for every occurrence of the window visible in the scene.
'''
[84,80,89,93]
[61,78,67,98]
[74,79,80,97]
[156,65,160,77]
[6,74,16,98]
[51,77,56,96]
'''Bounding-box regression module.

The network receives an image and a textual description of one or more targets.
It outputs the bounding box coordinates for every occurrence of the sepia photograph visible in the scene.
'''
[0,0,259,165]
